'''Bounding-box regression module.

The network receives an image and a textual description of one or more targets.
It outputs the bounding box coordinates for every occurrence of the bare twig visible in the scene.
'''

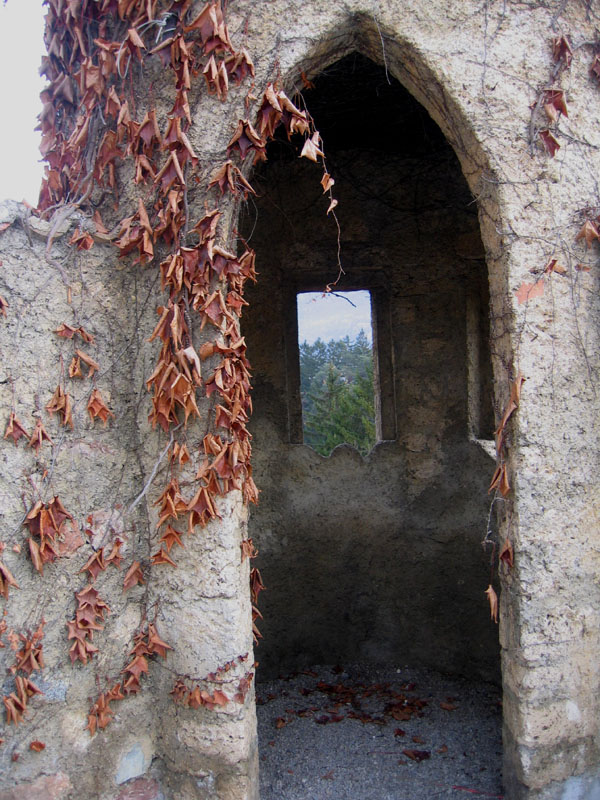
[127,423,183,515]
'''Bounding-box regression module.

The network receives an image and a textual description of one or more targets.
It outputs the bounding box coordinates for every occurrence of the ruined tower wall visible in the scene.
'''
[0,2,599,799]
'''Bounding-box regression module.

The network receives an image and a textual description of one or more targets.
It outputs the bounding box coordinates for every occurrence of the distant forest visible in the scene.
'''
[299,330,376,456]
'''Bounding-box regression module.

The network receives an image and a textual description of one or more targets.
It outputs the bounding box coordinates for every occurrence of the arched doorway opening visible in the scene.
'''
[241,51,502,797]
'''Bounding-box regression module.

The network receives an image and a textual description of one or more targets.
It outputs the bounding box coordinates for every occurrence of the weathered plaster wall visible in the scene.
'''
[0,203,257,800]
[0,1,599,799]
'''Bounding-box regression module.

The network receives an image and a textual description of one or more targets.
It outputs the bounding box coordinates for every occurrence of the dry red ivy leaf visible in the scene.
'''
[123,561,144,591]
[499,539,514,568]
[485,585,499,623]
[488,462,510,497]
[552,36,573,67]
[79,548,106,581]
[0,561,19,600]
[403,749,431,762]
[24,497,73,573]
[4,413,29,446]
[87,389,114,425]
[54,323,95,344]
[576,220,600,248]
[28,420,53,455]
[539,129,560,157]
[515,280,544,305]
[46,385,74,428]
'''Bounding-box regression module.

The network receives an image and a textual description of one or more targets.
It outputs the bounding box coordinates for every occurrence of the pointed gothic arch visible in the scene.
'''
[240,24,513,795]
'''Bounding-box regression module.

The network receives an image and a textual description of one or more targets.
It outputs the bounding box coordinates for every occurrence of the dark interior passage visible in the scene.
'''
[240,53,499,683]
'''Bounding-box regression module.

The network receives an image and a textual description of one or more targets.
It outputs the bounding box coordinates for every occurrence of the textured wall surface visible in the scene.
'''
[0,1,599,799]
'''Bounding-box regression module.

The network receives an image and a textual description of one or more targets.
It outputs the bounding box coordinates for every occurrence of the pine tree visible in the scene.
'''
[300,331,376,456]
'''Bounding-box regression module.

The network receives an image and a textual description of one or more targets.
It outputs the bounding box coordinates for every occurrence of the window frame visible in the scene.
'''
[285,279,396,448]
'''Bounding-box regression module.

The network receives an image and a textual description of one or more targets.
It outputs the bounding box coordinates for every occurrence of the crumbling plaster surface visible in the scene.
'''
[0,1,597,799]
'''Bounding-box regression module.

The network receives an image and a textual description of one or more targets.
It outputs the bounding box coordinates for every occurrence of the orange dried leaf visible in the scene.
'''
[76,349,100,378]
[488,462,510,496]
[87,389,114,425]
[105,539,123,568]
[123,561,144,591]
[46,385,74,428]
[159,525,184,552]
[54,323,78,340]
[300,131,324,162]
[485,584,499,623]
[146,624,173,659]
[68,355,83,378]
[552,36,573,67]
[515,280,544,305]
[29,741,45,752]
[4,413,29,445]
[123,653,149,680]
[321,172,334,192]
[79,548,106,581]
[28,538,44,575]
[542,89,568,119]
[544,258,567,275]
[576,220,600,248]
[499,538,514,568]
[539,129,560,157]
[28,420,52,455]
[0,561,19,600]
[241,538,258,561]
[151,548,177,567]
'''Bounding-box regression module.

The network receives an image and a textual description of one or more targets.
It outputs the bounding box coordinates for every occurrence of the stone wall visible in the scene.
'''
[0,203,257,800]
[0,1,599,799]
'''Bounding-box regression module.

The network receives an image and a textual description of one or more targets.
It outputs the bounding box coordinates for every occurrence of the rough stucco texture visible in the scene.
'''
[0,1,600,799]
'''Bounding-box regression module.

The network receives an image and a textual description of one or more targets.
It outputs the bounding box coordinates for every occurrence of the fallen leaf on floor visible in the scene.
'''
[394,728,406,737]
[403,749,431,762]
[412,735,426,744]
[440,702,458,711]
[450,786,504,798]
[287,769,293,774]
[315,713,344,724]
[275,717,289,729]
[322,770,334,780]
[437,745,448,754]
[296,707,315,717]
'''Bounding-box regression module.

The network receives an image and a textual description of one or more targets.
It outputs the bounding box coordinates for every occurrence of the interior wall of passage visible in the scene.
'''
[241,54,499,682]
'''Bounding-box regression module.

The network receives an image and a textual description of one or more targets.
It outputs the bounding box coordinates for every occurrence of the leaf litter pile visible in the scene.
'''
[257,664,503,800]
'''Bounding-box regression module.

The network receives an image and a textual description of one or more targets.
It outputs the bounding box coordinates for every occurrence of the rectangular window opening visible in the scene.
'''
[296,290,377,457]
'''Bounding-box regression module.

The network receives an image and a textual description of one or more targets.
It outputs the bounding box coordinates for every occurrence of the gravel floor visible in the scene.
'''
[257,664,503,800]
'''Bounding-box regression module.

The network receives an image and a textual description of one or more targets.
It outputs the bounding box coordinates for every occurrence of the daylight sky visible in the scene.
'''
[0,0,46,205]
[0,2,368,343]
[297,291,372,345]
